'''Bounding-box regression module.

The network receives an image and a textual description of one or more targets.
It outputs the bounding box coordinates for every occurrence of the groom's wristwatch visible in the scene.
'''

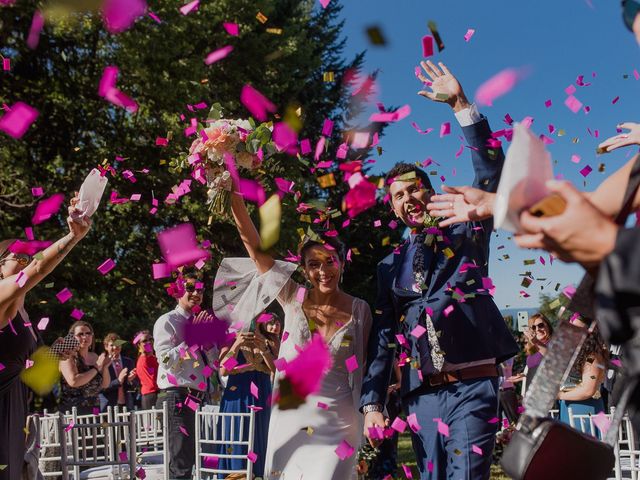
[362,403,383,415]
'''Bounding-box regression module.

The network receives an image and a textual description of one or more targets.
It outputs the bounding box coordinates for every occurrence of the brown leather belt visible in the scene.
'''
[426,364,498,388]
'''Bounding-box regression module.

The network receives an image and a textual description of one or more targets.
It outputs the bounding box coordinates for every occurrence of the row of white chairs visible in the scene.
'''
[35,404,255,479]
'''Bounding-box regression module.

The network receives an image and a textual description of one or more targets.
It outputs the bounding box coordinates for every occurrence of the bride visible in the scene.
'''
[212,184,372,480]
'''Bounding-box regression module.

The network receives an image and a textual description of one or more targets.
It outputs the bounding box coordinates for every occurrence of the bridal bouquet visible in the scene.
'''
[176,104,276,217]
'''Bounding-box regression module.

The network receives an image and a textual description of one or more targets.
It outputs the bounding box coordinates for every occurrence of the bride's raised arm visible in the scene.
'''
[230,181,275,274]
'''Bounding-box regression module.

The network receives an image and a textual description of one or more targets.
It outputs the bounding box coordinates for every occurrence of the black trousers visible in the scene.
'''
[499,388,520,424]
[141,392,157,410]
[157,389,196,479]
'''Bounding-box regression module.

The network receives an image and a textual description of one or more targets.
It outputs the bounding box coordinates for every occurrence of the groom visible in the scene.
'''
[361,61,518,480]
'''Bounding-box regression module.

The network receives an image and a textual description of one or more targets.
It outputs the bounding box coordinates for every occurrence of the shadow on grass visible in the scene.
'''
[396,433,510,480]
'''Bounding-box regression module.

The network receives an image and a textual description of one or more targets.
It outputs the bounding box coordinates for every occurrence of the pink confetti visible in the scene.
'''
[179,0,199,15]
[202,456,219,468]
[98,66,138,113]
[250,381,259,399]
[179,425,189,436]
[56,288,72,304]
[223,22,239,36]
[318,0,331,7]
[26,11,44,49]
[240,84,276,121]
[406,413,421,433]
[37,317,49,330]
[70,308,84,320]
[273,122,298,155]
[157,223,210,269]
[464,28,475,42]
[15,271,28,288]
[571,154,581,163]
[474,68,523,107]
[3,58,10,71]
[369,104,411,123]
[421,35,434,57]
[579,165,593,177]
[435,419,449,437]
[31,193,64,225]
[65,421,74,432]
[440,122,450,137]
[97,258,116,275]
[544,99,552,108]
[152,263,171,279]
[565,84,577,95]
[247,451,258,463]
[317,401,329,410]
[443,305,454,317]
[222,356,238,371]
[592,411,611,435]
[345,355,358,373]
[612,96,620,105]
[282,334,332,401]
[0,102,39,139]
[564,95,583,113]
[31,187,43,197]
[472,444,483,455]
[335,440,355,460]
[148,11,162,23]
[402,464,413,479]
[102,0,147,34]
[204,45,233,65]
[391,417,407,433]
[410,325,426,338]
[427,461,434,473]
[295,286,306,303]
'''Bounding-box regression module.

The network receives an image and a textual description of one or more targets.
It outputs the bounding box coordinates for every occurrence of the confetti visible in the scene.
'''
[223,22,239,36]
[335,440,355,460]
[421,35,434,57]
[365,26,386,46]
[204,46,233,65]
[464,28,475,42]
[20,347,60,395]
[102,0,147,34]
[179,0,199,15]
[475,68,523,107]
[240,84,277,121]
[97,258,116,275]
[0,102,39,139]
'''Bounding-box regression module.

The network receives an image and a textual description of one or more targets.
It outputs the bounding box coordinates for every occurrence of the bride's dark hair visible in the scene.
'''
[297,233,346,266]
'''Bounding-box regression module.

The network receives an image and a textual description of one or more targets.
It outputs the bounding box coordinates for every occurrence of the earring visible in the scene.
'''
[304,277,313,290]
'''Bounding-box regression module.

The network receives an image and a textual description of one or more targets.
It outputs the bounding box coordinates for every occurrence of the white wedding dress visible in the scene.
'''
[213,259,372,480]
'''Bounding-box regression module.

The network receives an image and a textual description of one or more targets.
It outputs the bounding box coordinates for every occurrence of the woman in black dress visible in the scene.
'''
[0,197,91,480]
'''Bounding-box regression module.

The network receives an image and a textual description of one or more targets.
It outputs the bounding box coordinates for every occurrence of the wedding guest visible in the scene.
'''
[99,332,137,411]
[154,272,218,479]
[558,325,609,434]
[59,320,111,414]
[0,198,90,480]
[216,313,280,478]
[212,178,372,480]
[134,330,159,410]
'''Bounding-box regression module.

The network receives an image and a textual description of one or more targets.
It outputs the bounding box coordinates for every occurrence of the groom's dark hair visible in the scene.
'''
[385,162,433,192]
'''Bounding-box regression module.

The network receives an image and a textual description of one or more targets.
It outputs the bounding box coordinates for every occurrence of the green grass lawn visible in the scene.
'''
[396,433,509,479]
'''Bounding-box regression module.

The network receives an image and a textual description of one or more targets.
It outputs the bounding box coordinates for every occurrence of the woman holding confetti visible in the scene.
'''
[212,181,372,480]
[0,195,90,480]
[216,313,280,477]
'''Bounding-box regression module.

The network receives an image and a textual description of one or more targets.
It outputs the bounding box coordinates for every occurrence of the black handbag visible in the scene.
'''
[501,416,614,480]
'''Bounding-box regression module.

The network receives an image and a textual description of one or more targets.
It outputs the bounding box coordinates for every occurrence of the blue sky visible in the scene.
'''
[336,0,640,309]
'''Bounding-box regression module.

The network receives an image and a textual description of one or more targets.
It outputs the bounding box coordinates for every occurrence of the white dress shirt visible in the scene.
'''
[153,305,218,391]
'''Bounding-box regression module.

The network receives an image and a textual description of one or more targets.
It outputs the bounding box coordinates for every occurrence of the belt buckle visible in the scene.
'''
[428,373,445,387]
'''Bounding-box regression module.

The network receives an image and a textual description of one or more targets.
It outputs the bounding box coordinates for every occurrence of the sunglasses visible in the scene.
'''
[1,253,33,267]
[531,323,547,331]
[185,282,204,293]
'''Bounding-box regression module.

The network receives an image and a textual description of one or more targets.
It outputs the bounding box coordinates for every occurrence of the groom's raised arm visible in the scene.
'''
[458,106,505,193]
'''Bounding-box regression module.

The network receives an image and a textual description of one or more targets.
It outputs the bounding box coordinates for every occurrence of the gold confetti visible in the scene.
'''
[266,27,282,34]
[256,12,267,23]
[442,247,454,259]
[259,194,281,251]
[20,347,60,395]
[317,173,336,188]
[323,72,335,82]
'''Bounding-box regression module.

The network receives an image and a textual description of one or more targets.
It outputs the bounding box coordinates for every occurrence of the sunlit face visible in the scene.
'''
[303,245,342,294]
[178,279,203,311]
[389,179,434,228]
[74,325,94,349]
[266,319,281,336]
[105,341,122,358]
[529,319,550,343]
[0,253,32,279]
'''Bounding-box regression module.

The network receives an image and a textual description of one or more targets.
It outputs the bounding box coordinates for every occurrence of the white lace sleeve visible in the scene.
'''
[212,258,299,330]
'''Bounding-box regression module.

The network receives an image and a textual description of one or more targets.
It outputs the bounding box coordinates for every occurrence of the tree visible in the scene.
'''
[0,0,371,346]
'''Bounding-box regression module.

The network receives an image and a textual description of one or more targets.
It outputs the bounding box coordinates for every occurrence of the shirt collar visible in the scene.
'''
[175,304,191,319]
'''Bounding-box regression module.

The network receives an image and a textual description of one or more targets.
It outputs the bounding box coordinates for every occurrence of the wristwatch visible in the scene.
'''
[362,403,383,415]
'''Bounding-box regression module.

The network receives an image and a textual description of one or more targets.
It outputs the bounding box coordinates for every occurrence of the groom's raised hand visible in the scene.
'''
[417,61,470,113]
[363,411,389,448]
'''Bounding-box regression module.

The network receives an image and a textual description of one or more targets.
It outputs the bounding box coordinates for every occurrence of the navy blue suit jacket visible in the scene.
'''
[361,117,519,407]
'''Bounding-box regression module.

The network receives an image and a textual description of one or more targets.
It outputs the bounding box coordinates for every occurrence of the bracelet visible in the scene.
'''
[362,403,383,415]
